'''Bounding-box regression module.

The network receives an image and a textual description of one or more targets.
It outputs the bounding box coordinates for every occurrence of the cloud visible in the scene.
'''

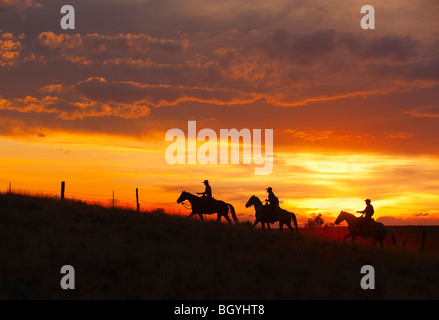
[0,93,150,120]
[284,129,333,142]
[28,26,434,114]
[404,105,439,118]
[261,28,419,64]
[352,35,418,62]
[38,31,188,64]
[73,77,262,107]
[0,30,23,67]
[0,0,43,11]
[376,215,438,226]
[0,0,437,158]
[385,132,415,139]
[1,73,261,122]
[412,213,429,217]
[293,29,337,58]
[37,32,68,50]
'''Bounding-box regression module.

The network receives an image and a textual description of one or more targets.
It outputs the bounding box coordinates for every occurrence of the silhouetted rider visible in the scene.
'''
[265,187,280,223]
[197,180,212,199]
[266,187,279,205]
[357,199,374,235]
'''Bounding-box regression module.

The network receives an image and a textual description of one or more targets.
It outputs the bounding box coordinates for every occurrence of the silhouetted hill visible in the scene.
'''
[1,193,438,299]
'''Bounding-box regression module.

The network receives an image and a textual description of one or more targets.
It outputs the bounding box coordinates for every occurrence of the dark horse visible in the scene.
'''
[245,195,299,234]
[177,191,238,223]
[335,211,396,247]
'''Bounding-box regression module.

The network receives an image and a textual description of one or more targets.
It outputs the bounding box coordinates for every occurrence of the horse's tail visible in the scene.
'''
[228,204,239,223]
[289,211,299,234]
[386,228,397,246]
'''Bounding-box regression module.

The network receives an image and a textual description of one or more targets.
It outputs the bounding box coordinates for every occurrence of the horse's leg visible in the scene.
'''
[187,211,196,219]
[223,212,232,223]
[286,222,295,234]
[267,223,271,229]
[285,215,295,234]
[197,213,204,222]
[351,235,357,244]
[343,233,351,242]
[253,218,260,228]
[279,222,284,231]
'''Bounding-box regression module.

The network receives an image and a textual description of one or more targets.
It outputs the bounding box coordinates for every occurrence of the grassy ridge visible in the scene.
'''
[1,193,438,299]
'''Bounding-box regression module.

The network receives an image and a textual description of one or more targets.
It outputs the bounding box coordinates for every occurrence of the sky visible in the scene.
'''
[1,0,439,225]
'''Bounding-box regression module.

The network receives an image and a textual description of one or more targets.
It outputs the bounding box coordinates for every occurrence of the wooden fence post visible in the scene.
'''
[421,230,426,253]
[136,188,140,212]
[61,181,65,200]
[8,181,11,193]
[112,190,115,208]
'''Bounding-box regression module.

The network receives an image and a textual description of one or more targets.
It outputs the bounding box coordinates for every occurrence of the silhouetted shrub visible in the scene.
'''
[305,213,324,228]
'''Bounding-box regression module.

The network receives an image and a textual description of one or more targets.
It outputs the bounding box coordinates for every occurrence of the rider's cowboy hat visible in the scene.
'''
[266,187,273,191]
[203,180,209,184]
[364,199,372,202]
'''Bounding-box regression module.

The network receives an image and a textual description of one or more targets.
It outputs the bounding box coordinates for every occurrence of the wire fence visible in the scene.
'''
[3,181,173,213]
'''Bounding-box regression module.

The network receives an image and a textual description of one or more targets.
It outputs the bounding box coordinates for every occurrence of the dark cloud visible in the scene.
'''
[0,0,437,157]
[412,213,429,217]
[38,31,187,63]
[73,77,261,107]
[358,35,418,62]
[293,29,337,57]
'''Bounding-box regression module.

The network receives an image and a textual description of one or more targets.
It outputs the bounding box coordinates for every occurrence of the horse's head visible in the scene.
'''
[334,210,347,225]
[177,191,188,203]
[245,195,256,208]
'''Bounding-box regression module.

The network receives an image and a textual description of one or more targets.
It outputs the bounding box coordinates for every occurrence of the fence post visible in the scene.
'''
[8,181,11,193]
[61,181,65,200]
[421,230,426,253]
[112,190,115,208]
[136,188,140,212]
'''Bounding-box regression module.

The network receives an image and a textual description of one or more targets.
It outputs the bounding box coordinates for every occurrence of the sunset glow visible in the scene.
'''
[1,0,438,225]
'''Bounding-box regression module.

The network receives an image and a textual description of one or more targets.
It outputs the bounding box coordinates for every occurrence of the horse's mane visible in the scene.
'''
[341,210,356,218]
[180,191,198,200]
[251,195,263,206]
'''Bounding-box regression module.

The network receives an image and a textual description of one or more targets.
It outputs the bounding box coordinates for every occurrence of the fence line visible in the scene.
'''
[3,181,166,212]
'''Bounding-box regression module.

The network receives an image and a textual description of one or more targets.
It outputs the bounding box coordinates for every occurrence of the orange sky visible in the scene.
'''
[1,0,439,225]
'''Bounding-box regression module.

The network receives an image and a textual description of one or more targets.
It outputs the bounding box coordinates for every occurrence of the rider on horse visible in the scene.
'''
[197,180,212,198]
[265,187,281,223]
[197,180,216,207]
[356,198,375,236]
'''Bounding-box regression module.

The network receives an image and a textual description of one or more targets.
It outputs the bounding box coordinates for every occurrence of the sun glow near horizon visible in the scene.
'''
[1,0,438,226]
[2,132,439,225]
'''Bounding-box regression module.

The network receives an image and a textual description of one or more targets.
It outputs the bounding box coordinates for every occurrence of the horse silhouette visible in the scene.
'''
[335,211,396,247]
[177,191,238,223]
[245,195,299,234]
